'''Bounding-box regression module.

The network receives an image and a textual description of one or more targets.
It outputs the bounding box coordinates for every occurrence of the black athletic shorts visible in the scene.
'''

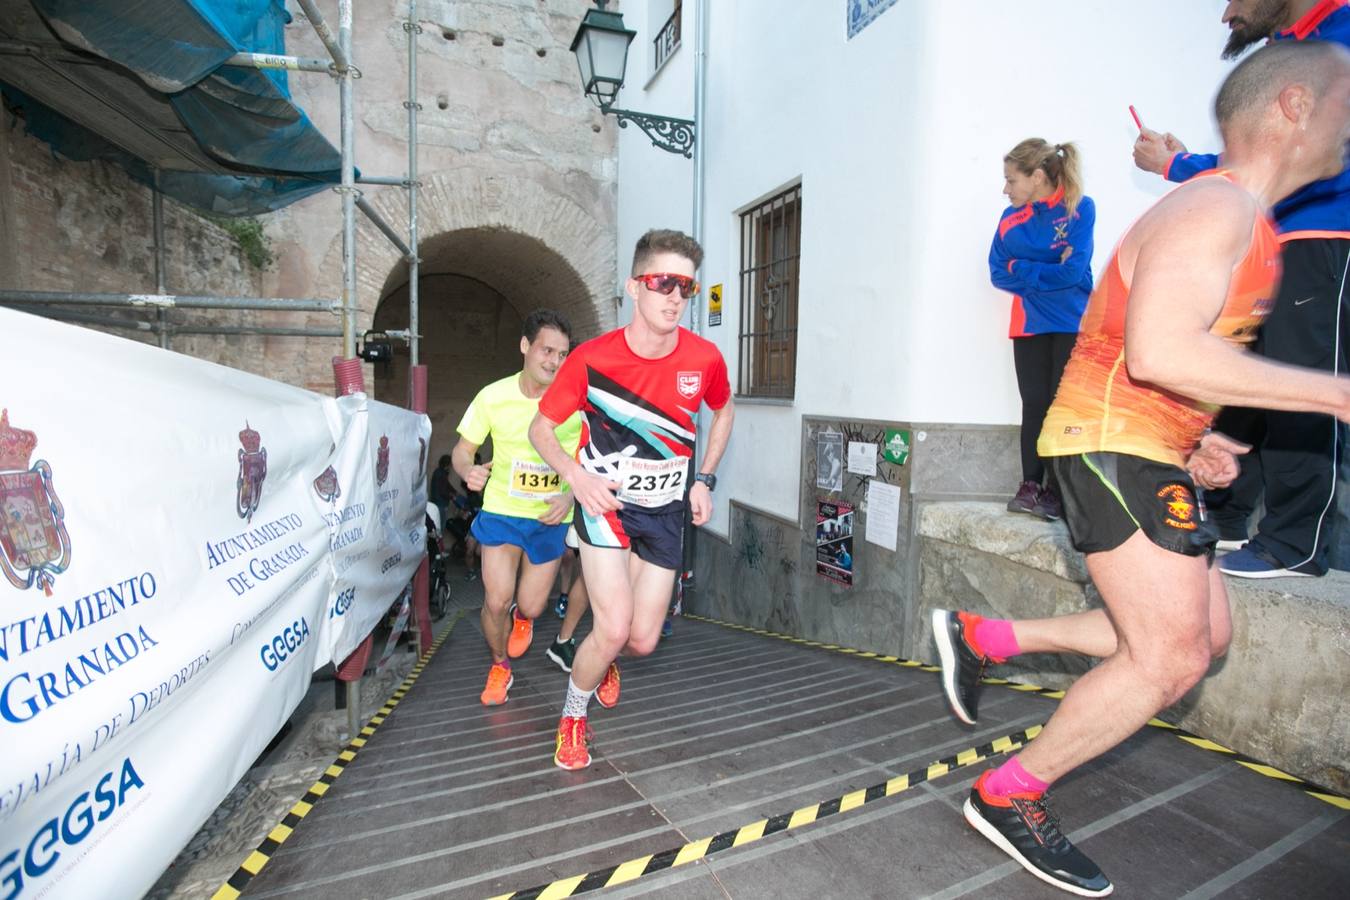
[1048,452,1218,559]
[573,503,685,571]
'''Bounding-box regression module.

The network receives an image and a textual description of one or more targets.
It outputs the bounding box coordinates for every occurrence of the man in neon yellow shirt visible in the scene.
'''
[453,310,583,705]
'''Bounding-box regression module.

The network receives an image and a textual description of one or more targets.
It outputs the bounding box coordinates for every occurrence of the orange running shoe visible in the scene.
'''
[595,662,620,708]
[507,611,534,658]
[554,715,592,770]
[479,661,513,706]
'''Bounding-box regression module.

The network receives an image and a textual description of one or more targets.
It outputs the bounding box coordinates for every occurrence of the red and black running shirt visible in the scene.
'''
[538,326,731,514]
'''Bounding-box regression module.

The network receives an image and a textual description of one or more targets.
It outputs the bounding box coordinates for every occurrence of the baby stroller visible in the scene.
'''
[425,503,451,619]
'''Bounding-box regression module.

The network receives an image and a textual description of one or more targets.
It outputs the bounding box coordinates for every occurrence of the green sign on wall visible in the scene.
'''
[883,428,911,466]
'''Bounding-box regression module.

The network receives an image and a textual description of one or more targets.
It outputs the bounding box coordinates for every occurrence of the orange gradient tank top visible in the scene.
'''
[1038,172,1281,466]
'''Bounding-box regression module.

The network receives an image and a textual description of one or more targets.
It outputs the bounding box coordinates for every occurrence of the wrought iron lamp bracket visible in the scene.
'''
[601,105,695,157]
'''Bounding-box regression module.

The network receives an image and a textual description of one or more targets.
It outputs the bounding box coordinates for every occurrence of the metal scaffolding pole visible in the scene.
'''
[357,175,411,186]
[355,196,412,258]
[406,0,422,367]
[151,170,169,349]
[12,307,157,332]
[295,0,352,72]
[224,52,333,73]
[170,325,345,338]
[9,305,343,339]
[339,0,358,359]
[0,290,336,312]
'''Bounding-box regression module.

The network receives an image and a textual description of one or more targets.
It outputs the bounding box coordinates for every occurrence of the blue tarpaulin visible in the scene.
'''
[3,0,344,215]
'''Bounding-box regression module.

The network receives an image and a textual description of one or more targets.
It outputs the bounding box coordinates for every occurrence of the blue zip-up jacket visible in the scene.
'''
[1166,0,1350,239]
[988,187,1095,337]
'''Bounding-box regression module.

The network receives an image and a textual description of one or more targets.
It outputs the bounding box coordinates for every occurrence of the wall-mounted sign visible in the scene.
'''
[708,283,723,327]
[883,428,911,466]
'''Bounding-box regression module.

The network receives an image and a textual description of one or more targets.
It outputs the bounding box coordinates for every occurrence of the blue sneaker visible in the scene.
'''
[554,593,568,618]
[660,616,673,639]
[1218,545,1315,579]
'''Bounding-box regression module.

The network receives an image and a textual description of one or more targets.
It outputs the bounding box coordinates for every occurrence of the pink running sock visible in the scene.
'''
[497,658,511,671]
[983,755,1050,798]
[971,617,1021,662]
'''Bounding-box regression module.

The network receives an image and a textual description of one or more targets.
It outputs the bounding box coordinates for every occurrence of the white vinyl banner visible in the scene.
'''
[0,307,429,899]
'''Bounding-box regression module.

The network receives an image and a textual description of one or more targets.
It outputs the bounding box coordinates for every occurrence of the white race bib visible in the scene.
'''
[616,457,688,508]
[508,459,563,500]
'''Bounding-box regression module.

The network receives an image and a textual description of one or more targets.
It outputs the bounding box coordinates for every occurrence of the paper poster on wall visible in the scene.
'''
[816,431,843,491]
[847,441,877,476]
[708,283,723,327]
[816,499,854,586]
[883,428,911,465]
[864,479,902,552]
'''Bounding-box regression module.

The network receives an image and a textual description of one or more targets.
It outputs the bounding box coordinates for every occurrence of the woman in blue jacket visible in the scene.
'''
[988,138,1094,520]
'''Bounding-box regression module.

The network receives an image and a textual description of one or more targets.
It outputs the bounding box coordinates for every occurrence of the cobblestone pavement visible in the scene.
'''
[147,568,487,899]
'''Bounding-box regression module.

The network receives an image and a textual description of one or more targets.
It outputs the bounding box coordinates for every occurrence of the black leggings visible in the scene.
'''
[1013,333,1077,484]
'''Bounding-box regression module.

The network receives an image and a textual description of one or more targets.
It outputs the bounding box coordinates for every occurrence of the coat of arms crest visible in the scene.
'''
[376,435,390,487]
[0,409,72,595]
[313,466,341,503]
[236,423,268,523]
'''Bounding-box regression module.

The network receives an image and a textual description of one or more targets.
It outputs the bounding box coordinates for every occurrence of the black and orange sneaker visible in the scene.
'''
[554,715,592,770]
[963,771,1112,897]
[595,662,620,708]
[931,608,993,724]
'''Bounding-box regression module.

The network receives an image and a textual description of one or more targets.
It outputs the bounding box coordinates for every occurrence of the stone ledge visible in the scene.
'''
[914,500,1350,794]
[917,500,1350,604]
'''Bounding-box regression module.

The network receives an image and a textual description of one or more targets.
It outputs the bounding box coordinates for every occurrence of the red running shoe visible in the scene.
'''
[595,662,621,708]
[554,715,592,770]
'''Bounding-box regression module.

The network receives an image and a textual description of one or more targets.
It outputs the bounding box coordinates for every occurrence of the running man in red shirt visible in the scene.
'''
[529,229,735,770]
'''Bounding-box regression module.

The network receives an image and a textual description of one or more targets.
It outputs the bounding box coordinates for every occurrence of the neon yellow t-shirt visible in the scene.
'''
[457,372,582,521]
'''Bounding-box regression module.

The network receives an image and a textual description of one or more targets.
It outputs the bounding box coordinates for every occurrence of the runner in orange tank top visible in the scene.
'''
[1039,170,1281,467]
[931,42,1350,897]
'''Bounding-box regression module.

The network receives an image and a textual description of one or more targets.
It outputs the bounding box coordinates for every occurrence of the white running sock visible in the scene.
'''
[563,678,594,718]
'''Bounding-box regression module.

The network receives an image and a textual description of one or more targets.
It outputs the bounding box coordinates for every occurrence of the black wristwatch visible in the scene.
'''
[694,472,717,491]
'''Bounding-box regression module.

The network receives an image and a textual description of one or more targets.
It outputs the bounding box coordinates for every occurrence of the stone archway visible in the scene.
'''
[329,169,618,465]
[373,226,606,466]
[353,170,616,336]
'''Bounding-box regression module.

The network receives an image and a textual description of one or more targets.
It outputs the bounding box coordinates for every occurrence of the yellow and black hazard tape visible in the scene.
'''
[490,725,1044,899]
[212,610,466,900]
[685,613,1349,811]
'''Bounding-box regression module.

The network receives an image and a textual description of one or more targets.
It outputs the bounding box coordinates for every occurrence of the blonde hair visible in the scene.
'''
[1005,138,1084,217]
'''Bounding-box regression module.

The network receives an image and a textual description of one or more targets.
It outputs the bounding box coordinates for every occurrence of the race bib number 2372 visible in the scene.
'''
[616,457,687,508]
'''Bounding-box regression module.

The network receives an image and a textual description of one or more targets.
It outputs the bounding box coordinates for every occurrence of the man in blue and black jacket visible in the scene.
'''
[1134,0,1350,578]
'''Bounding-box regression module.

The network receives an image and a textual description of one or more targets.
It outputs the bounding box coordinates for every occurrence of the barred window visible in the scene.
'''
[737,185,801,398]
[652,0,681,75]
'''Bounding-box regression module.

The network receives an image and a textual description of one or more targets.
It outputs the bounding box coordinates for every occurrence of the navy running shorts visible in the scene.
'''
[573,503,684,570]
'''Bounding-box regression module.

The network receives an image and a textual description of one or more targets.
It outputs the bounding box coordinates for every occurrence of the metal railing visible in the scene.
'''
[653,5,681,73]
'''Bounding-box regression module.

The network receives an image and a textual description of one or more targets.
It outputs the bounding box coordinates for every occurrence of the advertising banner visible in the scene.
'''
[0,307,429,899]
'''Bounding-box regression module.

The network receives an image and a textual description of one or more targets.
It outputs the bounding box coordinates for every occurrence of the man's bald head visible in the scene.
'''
[1216,39,1350,135]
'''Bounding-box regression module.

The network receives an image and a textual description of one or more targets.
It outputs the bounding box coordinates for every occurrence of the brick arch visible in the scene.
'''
[353,170,617,339]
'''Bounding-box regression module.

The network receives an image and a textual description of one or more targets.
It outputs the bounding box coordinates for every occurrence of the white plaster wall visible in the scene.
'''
[615,0,697,321]
[616,0,1235,534]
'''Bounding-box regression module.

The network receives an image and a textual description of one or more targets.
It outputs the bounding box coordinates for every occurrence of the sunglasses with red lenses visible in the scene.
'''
[635,272,700,299]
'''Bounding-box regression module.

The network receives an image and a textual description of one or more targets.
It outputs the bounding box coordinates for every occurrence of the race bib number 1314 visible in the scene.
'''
[509,459,563,500]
